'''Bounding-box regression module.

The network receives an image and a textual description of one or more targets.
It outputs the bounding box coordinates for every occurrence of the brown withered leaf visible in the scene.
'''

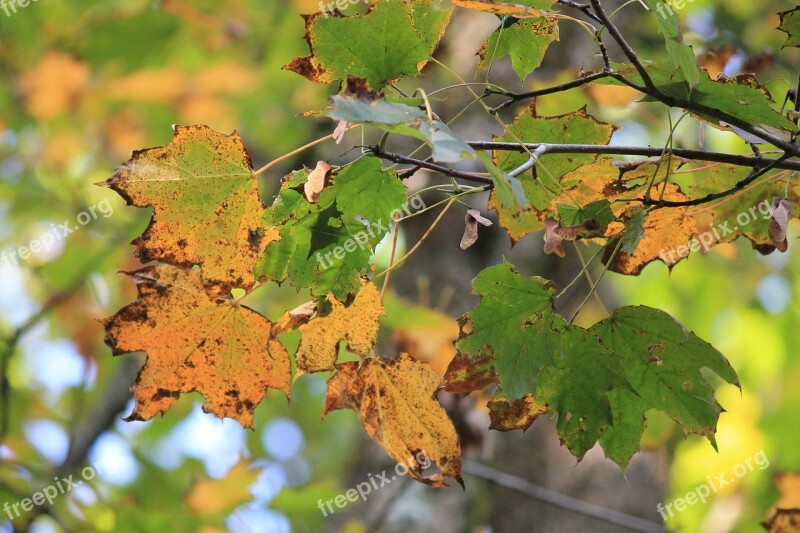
[295,282,384,375]
[442,353,497,394]
[273,300,318,337]
[764,509,800,533]
[102,264,290,428]
[304,161,332,203]
[324,354,462,487]
[103,125,274,296]
[488,391,548,432]
[460,209,493,250]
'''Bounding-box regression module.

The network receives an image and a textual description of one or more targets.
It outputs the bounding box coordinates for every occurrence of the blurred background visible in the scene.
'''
[0,0,799,531]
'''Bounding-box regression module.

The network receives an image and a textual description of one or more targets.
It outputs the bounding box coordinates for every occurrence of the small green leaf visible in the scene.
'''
[478,151,529,215]
[558,199,615,233]
[642,0,701,87]
[618,207,648,254]
[479,16,559,81]
[329,91,476,163]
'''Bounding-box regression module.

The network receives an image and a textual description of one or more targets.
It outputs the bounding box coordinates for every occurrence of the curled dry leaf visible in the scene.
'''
[273,300,318,337]
[101,264,291,428]
[295,281,384,375]
[460,209,493,250]
[442,353,497,394]
[324,353,463,487]
[770,197,792,252]
[543,218,599,257]
[303,161,332,203]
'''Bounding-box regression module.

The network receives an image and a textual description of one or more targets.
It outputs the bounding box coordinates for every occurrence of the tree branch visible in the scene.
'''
[484,72,612,113]
[371,148,494,185]
[470,142,800,172]
[640,153,792,207]
[463,461,667,533]
[587,0,800,154]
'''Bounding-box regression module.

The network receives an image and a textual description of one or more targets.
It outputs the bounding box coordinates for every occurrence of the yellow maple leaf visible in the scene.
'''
[102,264,290,427]
[324,353,462,487]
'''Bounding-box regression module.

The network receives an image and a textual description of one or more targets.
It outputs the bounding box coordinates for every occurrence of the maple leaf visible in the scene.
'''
[284,0,452,87]
[256,156,407,299]
[457,263,738,463]
[590,306,740,465]
[294,282,384,375]
[102,264,290,428]
[676,163,800,255]
[324,354,462,487]
[104,125,274,296]
[778,7,800,49]
[488,105,616,241]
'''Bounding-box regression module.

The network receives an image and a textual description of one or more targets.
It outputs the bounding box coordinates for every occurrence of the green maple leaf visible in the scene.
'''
[256,156,407,298]
[284,0,452,87]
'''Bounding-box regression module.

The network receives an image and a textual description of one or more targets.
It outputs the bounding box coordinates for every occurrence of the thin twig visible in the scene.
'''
[463,461,667,533]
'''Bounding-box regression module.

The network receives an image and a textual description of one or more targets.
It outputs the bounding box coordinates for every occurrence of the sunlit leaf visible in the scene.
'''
[324,354,463,486]
[102,264,291,428]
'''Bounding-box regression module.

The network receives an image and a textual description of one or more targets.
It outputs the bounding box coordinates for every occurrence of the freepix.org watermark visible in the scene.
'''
[656,450,769,520]
[659,199,772,266]
[641,0,696,20]
[315,195,425,271]
[0,0,42,17]
[317,450,432,516]
[0,199,114,267]
[3,460,115,520]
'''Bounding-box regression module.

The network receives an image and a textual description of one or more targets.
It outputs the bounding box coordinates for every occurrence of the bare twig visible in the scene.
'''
[463,461,667,533]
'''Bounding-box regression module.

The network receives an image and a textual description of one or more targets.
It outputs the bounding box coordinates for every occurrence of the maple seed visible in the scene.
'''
[543,218,599,257]
[304,161,332,203]
[769,196,792,252]
[460,209,493,250]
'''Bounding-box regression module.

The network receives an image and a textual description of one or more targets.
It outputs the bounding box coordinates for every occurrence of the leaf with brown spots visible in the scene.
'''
[103,125,274,296]
[295,282,384,375]
[102,264,291,428]
[324,354,462,487]
[488,391,547,432]
[487,106,616,241]
[605,184,697,275]
[284,0,452,87]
